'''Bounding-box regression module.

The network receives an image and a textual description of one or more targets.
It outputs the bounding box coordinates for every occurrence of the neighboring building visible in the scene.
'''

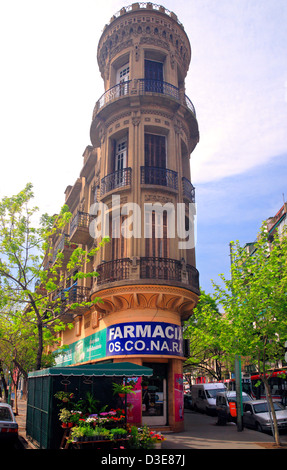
[46,3,200,431]
[267,202,287,242]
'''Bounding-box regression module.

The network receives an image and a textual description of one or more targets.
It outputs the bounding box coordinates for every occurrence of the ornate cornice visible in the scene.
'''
[90,284,198,321]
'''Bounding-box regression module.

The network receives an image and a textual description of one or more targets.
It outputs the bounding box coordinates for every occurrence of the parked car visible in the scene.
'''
[216,391,252,424]
[243,400,287,433]
[184,394,192,409]
[0,403,18,442]
[191,383,227,415]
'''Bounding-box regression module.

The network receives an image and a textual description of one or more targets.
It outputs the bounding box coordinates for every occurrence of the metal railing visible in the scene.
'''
[141,166,178,190]
[182,177,195,202]
[70,211,92,234]
[186,264,200,291]
[96,258,131,285]
[138,78,179,99]
[93,79,196,117]
[140,257,181,281]
[96,80,131,112]
[100,167,132,196]
[95,257,199,291]
[52,286,91,315]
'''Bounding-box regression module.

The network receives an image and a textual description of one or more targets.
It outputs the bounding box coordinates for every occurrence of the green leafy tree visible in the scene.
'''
[183,291,227,382]
[213,223,287,445]
[0,184,106,372]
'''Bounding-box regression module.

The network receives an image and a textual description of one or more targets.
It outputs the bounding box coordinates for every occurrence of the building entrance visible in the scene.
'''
[142,363,167,426]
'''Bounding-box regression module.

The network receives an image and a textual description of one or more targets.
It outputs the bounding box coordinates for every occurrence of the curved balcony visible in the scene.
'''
[100,167,132,197]
[182,177,195,203]
[92,79,196,118]
[94,257,199,293]
[141,166,178,190]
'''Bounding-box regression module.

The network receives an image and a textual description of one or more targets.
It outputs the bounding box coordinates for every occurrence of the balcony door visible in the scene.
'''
[116,63,130,96]
[145,59,163,93]
[144,133,166,168]
[114,137,127,187]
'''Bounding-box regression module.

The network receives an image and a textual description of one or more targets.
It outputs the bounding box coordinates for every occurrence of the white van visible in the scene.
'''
[191,383,227,414]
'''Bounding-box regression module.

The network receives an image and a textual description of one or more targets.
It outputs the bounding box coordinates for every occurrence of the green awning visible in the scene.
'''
[28,361,153,378]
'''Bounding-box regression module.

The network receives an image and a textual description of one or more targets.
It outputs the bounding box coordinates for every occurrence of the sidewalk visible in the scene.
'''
[12,400,287,450]
[162,409,287,449]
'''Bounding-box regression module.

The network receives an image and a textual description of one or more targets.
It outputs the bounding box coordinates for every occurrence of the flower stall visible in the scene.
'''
[27,362,153,449]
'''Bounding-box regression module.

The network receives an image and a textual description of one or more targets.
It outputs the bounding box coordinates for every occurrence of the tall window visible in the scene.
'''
[114,137,127,172]
[145,211,169,258]
[111,215,127,260]
[145,59,163,93]
[113,136,127,187]
[144,134,166,168]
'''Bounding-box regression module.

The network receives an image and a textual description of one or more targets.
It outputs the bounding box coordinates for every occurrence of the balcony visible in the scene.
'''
[182,177,195,203]
[92,79,196,118]
[70,211,93,245]
[52,234,77,265]
[100,167,132,196]
[53,286,91,317]
[141,166,178,190]
[94,257,199,292]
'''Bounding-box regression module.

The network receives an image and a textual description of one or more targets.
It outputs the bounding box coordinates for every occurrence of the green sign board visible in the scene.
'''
[55,328,107,366]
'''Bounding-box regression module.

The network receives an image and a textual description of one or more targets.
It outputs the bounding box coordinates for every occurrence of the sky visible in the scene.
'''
[0,0,287,294]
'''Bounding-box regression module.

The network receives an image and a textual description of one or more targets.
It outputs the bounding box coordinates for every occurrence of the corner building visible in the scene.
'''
[52,3,200,432]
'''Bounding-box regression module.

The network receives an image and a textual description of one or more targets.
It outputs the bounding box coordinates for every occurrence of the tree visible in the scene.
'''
[0,184,106,372]
[213,223,287,445]
[183,291,227,382]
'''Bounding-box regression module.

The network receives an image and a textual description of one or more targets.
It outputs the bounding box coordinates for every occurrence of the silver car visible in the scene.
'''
[243,400,287,433]
[0,403,18,442]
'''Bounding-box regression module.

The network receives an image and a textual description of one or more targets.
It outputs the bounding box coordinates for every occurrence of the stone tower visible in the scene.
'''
[89,3,199,431]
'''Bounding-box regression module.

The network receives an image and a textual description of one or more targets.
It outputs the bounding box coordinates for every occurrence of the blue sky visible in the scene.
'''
[0,0,286,294]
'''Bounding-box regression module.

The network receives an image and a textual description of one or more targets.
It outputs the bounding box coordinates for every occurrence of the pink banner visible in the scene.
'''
[174,373,184,421]
[126,377,142,424]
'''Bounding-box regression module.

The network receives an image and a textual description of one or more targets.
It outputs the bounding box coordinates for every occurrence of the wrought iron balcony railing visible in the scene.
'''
[93,79,196,117]
[70,212,91,233]
[96,258,131,285]
[138,78,179,99]
[69,211,94,244]
[141,166,178,190]
[53,285,91,316]
[97,80,131,110]
[140,257,181,281]
[182,177,195,203]
[101,167,132,196]
[95,257,199,291]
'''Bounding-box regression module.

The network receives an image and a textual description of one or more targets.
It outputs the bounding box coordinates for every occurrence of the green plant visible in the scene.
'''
[75,392,100,415]
[112,382,136,396]
[127,425,153,449]
[70,426,85,441]
[110,427,127,439]
[59,408,72,424]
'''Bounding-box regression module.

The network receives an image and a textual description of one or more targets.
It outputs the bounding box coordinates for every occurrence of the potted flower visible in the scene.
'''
[150,431,166,449]
[59,408,73,428]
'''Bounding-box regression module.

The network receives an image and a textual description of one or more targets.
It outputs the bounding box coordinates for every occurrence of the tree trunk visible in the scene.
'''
[0,361,8,402]
[263,378,281,446]
[36,318,43,370]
